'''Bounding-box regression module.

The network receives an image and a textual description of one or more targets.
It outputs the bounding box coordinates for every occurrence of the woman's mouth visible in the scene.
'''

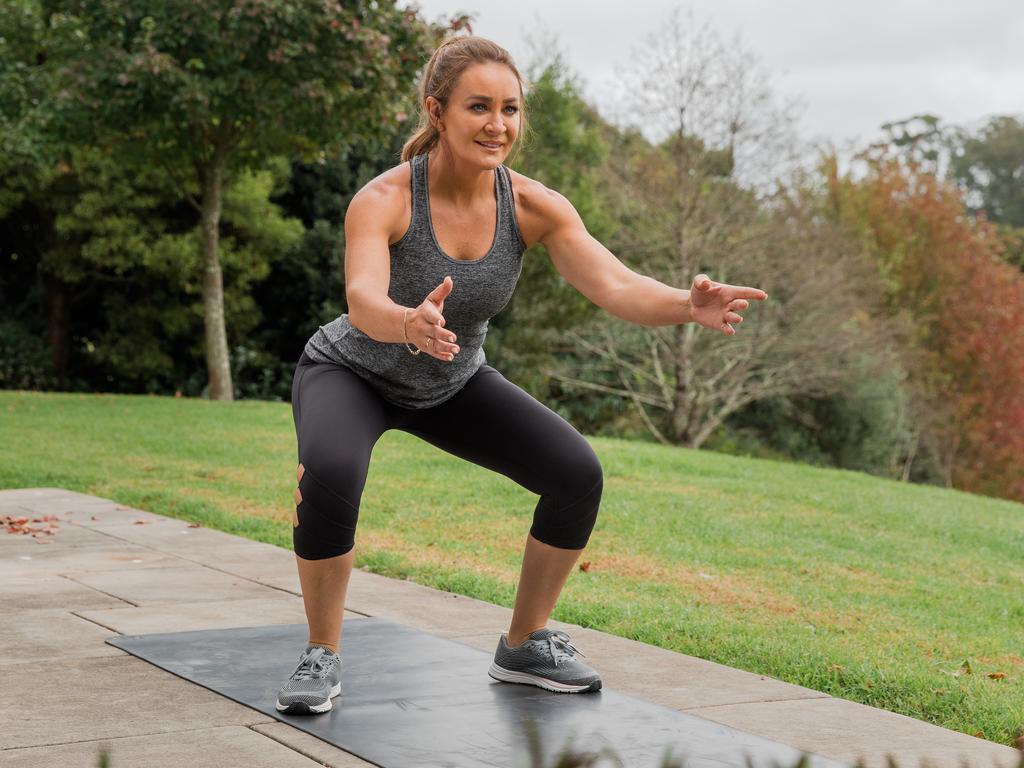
[476,141,503,150]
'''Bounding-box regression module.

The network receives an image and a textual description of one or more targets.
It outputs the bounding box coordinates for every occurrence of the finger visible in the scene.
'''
[725,312,743,324]
[428,276,454,301]
[426,334,460,361]
[722,322,735,335]
[436,319,456,343]
[731,286,767,300]
[439,337,460,359]
[431,318,456,343]
[417,309,456,344]
[694,274,717,292]
[727,299,749,312]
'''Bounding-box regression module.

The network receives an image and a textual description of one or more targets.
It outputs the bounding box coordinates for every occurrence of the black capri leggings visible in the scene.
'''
[290,351,604,560]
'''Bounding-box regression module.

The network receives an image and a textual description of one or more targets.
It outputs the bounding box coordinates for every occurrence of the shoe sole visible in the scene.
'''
[488,662,601,693]
[275,681,341,715]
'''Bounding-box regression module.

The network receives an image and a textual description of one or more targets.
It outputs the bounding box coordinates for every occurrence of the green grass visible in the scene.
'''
[3,390,1022,748]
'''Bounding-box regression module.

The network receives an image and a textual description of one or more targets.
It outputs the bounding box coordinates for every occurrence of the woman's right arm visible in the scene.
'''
[344,181,460,360]
[344,182,410,344]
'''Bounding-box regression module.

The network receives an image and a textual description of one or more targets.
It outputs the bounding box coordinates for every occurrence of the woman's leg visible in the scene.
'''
[399,365,603,646]
[291,355,396,652]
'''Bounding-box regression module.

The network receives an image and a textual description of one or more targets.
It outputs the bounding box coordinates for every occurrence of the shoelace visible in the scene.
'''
[290,647,334,681]
[539,630,586,667]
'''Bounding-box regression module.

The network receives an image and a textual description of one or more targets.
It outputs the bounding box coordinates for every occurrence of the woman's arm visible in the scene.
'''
[529,185,766,333]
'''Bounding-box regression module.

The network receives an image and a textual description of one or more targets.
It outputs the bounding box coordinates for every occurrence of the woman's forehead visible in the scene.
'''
[453,62,520,100]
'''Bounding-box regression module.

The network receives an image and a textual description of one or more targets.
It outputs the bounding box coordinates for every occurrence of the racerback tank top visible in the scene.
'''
[303,152,527,409]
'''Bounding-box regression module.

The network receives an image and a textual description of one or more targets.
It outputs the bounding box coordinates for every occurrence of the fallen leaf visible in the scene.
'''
[987,672,1006,680]
[187,522,202,528]
[133,519,150,525]
[578,561,591,572]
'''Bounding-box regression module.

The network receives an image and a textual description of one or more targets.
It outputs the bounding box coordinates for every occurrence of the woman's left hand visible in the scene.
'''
[689,273,768,336]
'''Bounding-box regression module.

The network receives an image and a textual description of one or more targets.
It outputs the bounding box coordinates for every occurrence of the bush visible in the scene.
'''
[0,319,58,390]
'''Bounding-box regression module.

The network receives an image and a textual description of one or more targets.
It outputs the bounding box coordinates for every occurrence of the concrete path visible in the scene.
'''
[1,487,1019,768]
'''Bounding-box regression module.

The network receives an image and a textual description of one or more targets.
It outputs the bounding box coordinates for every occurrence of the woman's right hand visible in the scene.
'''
[408,276,461,361]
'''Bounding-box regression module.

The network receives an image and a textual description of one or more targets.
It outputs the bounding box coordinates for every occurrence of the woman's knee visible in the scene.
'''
[530,445,603,550]
[292,460,360,560]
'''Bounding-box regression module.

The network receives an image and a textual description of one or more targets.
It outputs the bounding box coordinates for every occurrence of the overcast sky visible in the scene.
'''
[408,0,1023,158]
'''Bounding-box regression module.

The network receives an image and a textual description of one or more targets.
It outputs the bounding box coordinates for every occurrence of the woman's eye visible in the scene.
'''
[504,106,519,114]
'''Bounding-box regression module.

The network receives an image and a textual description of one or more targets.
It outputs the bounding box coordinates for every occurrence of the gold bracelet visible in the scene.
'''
[403,308,420,355]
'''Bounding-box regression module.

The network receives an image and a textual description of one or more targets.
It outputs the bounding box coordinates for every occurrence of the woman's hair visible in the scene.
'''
[401,36,530,163]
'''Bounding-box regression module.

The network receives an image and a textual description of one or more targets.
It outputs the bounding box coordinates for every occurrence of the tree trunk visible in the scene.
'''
[671,322,696,444]
[198,153,233,401]
[44,273,69,389]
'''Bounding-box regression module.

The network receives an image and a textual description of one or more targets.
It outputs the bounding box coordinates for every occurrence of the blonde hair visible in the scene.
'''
[401,36,530,164]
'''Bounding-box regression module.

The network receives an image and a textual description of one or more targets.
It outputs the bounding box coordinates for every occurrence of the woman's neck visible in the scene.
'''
[426,146,495,208]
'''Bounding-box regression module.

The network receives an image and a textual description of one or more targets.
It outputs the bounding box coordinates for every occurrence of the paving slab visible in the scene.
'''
[252,721,384,767]
[0,571,132,613]
[184,544,306,593]
[683,697,1022,768]
[0,655,275,751]
[0,608,126,665]
[0,543,186,576]
[58,562,286,606]
[0,725,342,768]
[77,596,365,636]
[342,566,578,640]
[0,521,118,548]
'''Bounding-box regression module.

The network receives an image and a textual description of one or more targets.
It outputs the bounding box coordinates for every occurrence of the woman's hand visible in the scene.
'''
[409,276,461,361]
[689,273,768,336]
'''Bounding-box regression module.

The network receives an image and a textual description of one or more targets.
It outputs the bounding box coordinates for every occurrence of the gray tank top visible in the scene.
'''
[303,152,526,408]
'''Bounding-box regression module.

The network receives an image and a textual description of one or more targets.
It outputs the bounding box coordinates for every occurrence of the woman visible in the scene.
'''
[276,35,768,715]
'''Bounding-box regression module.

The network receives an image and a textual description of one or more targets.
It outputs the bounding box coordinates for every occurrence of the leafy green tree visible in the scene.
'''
[45,0,434,399]
[1,143,302,394]
[949,115,1024,270]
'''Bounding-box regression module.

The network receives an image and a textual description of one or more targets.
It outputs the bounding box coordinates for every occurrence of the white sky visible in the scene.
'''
[407,0,1024,158]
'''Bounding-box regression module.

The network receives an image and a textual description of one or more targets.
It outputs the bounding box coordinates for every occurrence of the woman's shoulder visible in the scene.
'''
[346,160,413,239]
[505,167,559,211]
[505,167,579,247]
[352,159,412,207]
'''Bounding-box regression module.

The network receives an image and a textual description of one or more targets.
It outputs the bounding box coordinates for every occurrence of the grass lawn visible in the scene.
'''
[2,389,1022,748]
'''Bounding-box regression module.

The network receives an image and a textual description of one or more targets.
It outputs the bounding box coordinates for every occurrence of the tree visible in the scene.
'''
[540,9,888,449]
[45,0,435,399]
[950,115,1024,227]
[949,115,1024,270]
[1,141,303,394]
[828,146,1024,501]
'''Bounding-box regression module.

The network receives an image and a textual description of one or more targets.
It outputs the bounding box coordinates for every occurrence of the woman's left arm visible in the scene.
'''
[536,187,768,335]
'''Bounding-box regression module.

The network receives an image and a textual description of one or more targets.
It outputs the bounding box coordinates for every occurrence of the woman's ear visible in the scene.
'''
[426,97,444,132]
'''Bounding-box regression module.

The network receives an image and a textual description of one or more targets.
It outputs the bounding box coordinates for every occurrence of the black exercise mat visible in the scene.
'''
[106,617,850,768]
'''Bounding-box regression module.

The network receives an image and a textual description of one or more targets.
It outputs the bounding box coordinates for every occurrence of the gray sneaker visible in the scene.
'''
[488,628,601,693]
[275,645,342,715]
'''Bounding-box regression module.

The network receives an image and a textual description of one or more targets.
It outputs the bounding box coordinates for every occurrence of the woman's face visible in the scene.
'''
[428,61,521,169]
